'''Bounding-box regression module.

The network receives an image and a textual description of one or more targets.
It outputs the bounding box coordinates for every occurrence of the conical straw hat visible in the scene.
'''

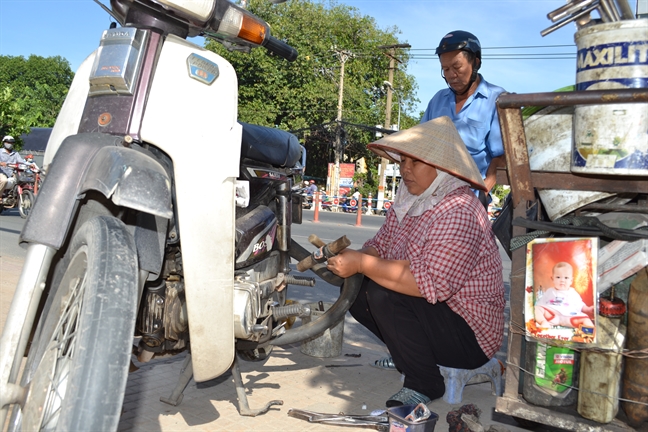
[368,116,487,191]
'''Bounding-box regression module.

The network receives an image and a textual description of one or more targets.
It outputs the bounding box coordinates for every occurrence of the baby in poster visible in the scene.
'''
[525,238,598,344]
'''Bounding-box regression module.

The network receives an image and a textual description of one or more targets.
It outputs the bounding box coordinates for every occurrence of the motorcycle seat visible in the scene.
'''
[240,122,302,168]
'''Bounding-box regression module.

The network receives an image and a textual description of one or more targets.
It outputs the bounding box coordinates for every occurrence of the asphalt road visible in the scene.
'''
[0,208,26,258]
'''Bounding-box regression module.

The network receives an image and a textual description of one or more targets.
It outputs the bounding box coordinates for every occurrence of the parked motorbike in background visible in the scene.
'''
[0,162,41,218]
[0,1,361,430]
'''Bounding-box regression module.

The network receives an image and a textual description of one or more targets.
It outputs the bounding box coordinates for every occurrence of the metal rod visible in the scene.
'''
[542,2,601,36]
[497,88,648,109]
[615,0,636,19]
[600,0,621,20]
[548,0,597,22]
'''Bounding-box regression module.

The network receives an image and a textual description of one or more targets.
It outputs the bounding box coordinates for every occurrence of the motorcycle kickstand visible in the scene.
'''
[231,354,283,416]
[160,354,193,406]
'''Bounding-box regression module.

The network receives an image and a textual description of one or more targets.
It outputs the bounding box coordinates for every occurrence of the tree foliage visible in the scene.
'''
[0,55,74,147]
[205,0,419,183]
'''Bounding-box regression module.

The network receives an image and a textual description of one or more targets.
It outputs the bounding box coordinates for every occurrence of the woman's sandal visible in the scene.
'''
[386,387,432,407]
[371,355,397,370]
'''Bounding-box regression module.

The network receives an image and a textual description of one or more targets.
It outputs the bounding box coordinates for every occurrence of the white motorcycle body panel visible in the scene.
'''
[140,35,239,381]
[43,53,95,169]
[43,35,239,381]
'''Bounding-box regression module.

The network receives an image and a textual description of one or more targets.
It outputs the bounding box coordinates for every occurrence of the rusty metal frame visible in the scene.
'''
[494,87,648,431]
[496,88,648,209]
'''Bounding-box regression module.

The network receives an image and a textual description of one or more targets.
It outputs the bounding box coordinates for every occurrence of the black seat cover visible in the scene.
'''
[240,122,301,168]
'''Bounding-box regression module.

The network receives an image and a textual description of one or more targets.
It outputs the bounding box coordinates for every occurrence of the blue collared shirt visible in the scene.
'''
[0,149,28,177]
[421,75,505,178]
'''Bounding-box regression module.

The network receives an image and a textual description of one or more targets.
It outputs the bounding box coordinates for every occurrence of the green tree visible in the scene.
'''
[205,0,419,183]
[0,55,74,146]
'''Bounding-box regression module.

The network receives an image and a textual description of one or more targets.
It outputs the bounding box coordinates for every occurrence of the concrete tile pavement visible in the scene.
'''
[117,338,521,432]
[1,250,550,432]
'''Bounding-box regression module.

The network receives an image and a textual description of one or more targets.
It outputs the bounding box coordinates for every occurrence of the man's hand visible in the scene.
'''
[484,155,505,192]
[0,162,6,167]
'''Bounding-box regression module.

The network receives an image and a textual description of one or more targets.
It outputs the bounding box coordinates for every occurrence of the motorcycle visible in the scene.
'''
[319,191,334,211]
[0,162,41,219]
[0,1,361,430]
[299,188,314,209]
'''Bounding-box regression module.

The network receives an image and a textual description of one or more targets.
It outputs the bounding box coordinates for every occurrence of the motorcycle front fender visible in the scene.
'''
[21,133,172,250]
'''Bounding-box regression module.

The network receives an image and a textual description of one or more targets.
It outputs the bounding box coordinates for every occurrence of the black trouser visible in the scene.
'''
[349,278,489,400]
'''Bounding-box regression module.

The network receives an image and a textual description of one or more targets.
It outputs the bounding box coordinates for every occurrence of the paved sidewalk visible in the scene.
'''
[0,250,555,432]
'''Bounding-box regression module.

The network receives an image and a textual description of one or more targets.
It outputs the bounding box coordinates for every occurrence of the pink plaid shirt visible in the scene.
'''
[364,186,505,358]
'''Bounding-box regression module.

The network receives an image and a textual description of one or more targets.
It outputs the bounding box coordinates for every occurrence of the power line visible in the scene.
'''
[409,44,576,51]
[351,43,577,60]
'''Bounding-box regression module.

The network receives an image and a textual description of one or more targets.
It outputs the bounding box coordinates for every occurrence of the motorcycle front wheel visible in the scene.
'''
[18,190,35,219]
[11,215,139,431]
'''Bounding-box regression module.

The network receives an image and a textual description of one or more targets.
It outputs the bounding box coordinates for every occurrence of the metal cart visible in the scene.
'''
[493,88,648,431]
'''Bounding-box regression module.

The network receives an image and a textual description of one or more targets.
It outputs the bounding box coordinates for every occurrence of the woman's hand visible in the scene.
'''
[326,249,364,278]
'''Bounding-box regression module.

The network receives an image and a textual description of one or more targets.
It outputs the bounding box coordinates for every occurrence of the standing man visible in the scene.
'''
[0,136,36,194]
[421,30,506,208]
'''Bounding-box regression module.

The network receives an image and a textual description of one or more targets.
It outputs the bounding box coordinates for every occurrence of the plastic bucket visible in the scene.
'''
[387,404,438,432]
[572,19,648,176]
[525,105,614,220]
[300,302,344,358]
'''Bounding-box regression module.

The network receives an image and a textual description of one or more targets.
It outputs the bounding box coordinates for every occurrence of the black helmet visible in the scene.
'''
[436,30,482,96]
[435,30,481,61]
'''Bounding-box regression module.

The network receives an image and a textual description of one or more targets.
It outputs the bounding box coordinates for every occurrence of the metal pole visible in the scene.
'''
[377,56,394,212]
[333,50,351,200]
[376,43,410,211]
[391,92,401,200]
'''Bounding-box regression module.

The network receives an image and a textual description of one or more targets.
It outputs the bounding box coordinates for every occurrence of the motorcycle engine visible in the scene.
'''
[233,251,285,342]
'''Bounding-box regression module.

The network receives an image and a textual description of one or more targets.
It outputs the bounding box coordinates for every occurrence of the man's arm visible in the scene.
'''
[483,155,505,192]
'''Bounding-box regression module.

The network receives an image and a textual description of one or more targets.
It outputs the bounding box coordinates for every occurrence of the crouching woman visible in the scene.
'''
[326,116,505,407]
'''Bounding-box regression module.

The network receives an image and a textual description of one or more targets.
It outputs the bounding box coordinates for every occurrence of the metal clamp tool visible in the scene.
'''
[296,234,351,272]
[288,408,389,431]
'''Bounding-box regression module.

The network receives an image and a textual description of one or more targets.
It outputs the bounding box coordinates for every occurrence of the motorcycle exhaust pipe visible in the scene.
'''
[270,240,362,346]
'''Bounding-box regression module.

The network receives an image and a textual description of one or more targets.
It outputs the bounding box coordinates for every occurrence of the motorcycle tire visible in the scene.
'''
[18,189,35,219]
[10,216,139,432]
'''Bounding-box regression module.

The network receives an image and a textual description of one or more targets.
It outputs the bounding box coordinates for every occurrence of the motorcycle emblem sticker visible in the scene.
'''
[186,53,219,85]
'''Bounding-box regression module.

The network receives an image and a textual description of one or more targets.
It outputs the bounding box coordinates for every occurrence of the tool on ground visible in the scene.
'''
[288,408,389,431]
[296,234,351,272]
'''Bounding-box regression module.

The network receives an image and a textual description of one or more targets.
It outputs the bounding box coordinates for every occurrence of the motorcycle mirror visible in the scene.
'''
[269,0,288,3]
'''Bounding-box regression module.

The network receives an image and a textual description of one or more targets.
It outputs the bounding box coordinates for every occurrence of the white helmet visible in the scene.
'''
[2,135,15,143]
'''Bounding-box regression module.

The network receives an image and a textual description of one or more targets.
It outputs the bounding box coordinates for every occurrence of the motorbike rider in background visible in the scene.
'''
[0,136,37,195]
[306,179,318,195]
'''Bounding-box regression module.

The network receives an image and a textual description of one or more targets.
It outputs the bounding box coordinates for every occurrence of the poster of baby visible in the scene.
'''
[524,237,598,344]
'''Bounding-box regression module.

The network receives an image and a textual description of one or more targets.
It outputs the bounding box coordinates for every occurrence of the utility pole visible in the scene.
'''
[377,43,410,209]
[332,48,353,199]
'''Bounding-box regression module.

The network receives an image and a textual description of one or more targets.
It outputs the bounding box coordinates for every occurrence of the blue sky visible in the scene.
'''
[0,0,639,116]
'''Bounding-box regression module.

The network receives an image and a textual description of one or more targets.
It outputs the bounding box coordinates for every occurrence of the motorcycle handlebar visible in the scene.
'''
[262,35,298,62]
